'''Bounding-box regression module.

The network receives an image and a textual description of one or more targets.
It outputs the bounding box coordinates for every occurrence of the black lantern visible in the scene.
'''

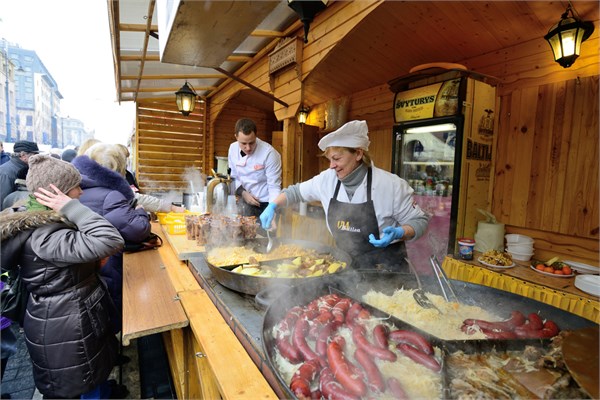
[175,81,197,116]
[544,5,594,68]
[297,105,310,125]
[288,0,328,43]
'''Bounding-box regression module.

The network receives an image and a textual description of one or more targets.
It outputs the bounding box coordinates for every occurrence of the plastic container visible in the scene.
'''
[505,234,534,244]
[507,243,535,253]
[458,238,476,260]
[166,221,186,235]
[507,249,534,262]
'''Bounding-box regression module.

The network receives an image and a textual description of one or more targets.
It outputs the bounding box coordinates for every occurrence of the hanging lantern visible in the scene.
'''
[175,81,197,116]
[297,105,310,125]
[287,0,328,43]
[544,5,594,68]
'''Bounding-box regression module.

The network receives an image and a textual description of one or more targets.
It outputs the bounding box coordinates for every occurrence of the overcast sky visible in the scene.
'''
[1,0,135,145]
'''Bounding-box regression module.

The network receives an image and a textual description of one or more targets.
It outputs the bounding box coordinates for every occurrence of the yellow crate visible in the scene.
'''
[156,212,169,224]
[167,222,187,235]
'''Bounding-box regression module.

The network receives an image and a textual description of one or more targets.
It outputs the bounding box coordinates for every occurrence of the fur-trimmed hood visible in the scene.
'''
[71,155,134,201]
[0,210,66,242]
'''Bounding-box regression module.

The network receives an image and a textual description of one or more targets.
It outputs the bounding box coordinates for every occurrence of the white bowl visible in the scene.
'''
[505,234,534,245]
[507,249,534,262]
[507,243,535,253]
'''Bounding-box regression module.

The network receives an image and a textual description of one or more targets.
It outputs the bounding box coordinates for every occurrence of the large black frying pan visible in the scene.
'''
[261,271,596,399]
[202,238,354,295]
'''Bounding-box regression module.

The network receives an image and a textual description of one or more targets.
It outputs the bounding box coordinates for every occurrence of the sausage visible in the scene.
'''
[480,328,517,339]
[316,321,341,358]
[276,335,302,364]
[523,312,544,330]
[372,324,389,349]
[352,325,397,361]
[388,330,433,355]
[345,303,363,326]
[290,359,320,399]
[280,306,304,334]
[319,367,360,400]
[293,318,320,362]
[314,310,334,325]
[397,343,441,372]
[354,348,385,393]
[516,320,560,339]
[327,340,367,397]
[332,298,352,323]
[387,377,408,399]
[463,310,526,331]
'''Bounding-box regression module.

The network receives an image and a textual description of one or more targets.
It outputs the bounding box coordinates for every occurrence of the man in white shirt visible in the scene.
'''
[228,118,282,220]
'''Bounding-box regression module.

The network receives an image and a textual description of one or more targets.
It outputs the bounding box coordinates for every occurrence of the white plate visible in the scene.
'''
[564,260,599,275]
[530,265,574,278]
[478,257,515,269]
[574,275,600,296]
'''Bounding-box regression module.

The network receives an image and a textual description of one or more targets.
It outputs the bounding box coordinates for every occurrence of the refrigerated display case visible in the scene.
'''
[390,71,497,273]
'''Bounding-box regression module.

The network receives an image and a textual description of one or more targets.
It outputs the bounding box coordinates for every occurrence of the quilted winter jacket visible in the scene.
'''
[0,200,124,398]
[71,155,151,324]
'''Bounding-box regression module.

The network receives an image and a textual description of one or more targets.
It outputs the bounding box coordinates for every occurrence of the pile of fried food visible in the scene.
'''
[207,244,347,278]
[448,332,591,399]
[479,249,513,266]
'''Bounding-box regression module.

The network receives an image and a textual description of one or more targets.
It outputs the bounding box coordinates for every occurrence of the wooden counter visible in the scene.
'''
[159,224,206,260]
[123,223,277,400]
[442,254,599,324]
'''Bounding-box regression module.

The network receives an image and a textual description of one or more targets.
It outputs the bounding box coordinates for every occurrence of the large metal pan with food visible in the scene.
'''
[261,271,596,399]
[202,238,354,295]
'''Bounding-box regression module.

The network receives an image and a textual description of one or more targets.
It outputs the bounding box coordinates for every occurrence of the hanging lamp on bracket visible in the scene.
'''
[287,0,329,43]
[297,105,310,125]
[544,4,594,68]
[175,81,197,116]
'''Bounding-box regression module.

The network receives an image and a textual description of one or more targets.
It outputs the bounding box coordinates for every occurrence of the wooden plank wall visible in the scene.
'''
[136,101,205,195]
[492,76,599,263]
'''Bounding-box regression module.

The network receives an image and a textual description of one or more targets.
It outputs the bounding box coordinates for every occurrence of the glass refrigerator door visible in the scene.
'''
[394,121,458,274]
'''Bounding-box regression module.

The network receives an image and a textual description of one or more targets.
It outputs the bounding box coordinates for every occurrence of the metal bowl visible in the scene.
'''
[203,238,354,295]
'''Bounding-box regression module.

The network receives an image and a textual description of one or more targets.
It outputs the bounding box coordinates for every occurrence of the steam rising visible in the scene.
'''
[183,167,206,194]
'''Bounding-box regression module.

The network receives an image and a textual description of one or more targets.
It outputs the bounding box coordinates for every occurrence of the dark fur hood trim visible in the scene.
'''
[0,210,66,242]
[72,155,134,201]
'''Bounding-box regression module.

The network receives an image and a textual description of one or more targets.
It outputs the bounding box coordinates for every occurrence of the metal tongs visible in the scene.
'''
[429,254,459,303]
[405,258,442,313]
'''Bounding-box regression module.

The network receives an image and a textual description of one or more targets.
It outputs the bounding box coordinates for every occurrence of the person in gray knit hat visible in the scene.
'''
[0,154,123,398]
[26,154,82,196]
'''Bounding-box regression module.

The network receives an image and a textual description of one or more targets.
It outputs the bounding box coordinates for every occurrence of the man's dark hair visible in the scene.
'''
[235,118,257,136]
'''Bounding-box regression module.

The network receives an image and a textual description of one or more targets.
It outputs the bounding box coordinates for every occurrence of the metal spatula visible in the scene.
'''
[265,228,274,253]
[405,258,441,313]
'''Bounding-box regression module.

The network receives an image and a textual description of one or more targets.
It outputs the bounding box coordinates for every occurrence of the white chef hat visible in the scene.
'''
[318,120,371,151]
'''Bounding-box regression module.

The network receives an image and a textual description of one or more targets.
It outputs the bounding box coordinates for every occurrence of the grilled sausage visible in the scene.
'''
[354,348,385,393]
[293,317,320,362]
[372,324,390,349]
[352,324,397,361]
[388,330,433,355]
[397,343,441,372]
[327,339,367,397]
[463,310,526,331]
[331,298,352,323]
[290,359,320,399]
[319,367,360,400]
[316,321,341,358]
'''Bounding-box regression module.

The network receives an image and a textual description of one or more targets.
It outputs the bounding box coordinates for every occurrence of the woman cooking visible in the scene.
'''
[260,120,429,271]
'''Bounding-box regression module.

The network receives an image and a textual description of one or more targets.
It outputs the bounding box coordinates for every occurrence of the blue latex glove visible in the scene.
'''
[260,203,277,230]
[368,226,405,248]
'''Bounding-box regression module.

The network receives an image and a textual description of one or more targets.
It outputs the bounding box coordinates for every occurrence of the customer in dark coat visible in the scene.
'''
[0,141,10,165]
[72,147,151,331]
[0,140,39,208]
[0,155,124,399]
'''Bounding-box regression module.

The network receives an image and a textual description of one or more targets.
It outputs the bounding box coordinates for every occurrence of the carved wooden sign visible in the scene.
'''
[269,37,303,90]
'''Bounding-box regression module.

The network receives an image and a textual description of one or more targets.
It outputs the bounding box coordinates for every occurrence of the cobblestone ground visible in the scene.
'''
[1,326,141,400]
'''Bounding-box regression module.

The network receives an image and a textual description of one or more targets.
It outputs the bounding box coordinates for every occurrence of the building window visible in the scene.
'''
[26,116,33,126]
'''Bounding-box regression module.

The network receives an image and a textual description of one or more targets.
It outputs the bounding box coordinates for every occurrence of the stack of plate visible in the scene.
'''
[574,275,600,296]
[505,234,534,261]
